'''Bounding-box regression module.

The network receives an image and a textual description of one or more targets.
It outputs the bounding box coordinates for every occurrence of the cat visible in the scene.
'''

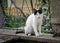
[24,8,43,37]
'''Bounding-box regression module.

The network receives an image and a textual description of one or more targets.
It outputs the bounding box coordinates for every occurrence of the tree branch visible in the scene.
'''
[30,0,33,13]
[11,0,27,20]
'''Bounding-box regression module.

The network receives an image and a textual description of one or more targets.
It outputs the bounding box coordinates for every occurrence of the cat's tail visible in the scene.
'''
[16,28,24,34]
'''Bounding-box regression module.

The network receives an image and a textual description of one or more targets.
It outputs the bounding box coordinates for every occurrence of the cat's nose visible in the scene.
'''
[37,16,40,18]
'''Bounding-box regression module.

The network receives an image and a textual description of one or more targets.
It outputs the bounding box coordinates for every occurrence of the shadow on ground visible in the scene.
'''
[4,38,48,43]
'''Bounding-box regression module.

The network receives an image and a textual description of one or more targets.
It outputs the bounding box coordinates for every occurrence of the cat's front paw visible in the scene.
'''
[35,34,39,37]
[28,34,31,36]
[25,34,31,36]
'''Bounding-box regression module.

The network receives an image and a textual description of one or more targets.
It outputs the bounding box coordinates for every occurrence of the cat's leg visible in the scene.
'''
[24,25,32,36]
[32,24,39,37]
[27,26,32,36]
[38,24,42,35]
[24,26,28,35]
[38,17,43,35]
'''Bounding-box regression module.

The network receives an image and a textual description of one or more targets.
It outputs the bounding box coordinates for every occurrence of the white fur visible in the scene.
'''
[24,13,43,37]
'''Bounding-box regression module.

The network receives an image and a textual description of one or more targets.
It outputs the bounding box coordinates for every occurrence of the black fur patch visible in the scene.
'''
[34,9,42,15]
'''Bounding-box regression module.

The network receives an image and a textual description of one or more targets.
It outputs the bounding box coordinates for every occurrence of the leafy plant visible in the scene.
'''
[3,0,52,34]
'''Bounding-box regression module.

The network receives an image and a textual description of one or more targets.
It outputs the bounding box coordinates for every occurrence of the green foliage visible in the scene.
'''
[4,15,26,28]
[3,0,52,34]
[3,0,8,9]
[37,0,52,34]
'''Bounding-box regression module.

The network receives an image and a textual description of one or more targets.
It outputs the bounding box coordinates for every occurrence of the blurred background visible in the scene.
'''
[0,0,52,34]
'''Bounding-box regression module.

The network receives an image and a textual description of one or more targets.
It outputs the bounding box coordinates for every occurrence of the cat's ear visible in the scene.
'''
[38,7,42,14]
[39,7,42,11]
[32,8,36,13]
[32,8,37,15]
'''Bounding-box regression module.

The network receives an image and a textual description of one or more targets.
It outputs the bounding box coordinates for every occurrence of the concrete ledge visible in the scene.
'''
[0,29,60,43]
[0,33,60,43]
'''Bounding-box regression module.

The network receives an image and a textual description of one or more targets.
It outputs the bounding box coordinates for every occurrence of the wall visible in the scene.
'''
[50,0,60,33]
[50,0,60,24]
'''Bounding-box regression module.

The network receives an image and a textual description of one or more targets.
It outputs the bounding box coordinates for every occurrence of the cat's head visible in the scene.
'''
[33,7,42,15]
[33,7,42,18]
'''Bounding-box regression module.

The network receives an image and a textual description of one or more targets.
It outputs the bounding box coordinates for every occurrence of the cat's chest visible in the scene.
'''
[34,17,41,23]
[26,14,42,25]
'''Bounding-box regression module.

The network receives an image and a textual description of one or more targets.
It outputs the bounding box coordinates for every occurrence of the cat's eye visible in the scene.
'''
[34,10,37,15]
[34,9,42,15]
[38,10,42,14]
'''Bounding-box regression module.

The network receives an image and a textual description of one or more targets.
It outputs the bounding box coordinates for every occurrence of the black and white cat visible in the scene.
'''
[24,8,43,37]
